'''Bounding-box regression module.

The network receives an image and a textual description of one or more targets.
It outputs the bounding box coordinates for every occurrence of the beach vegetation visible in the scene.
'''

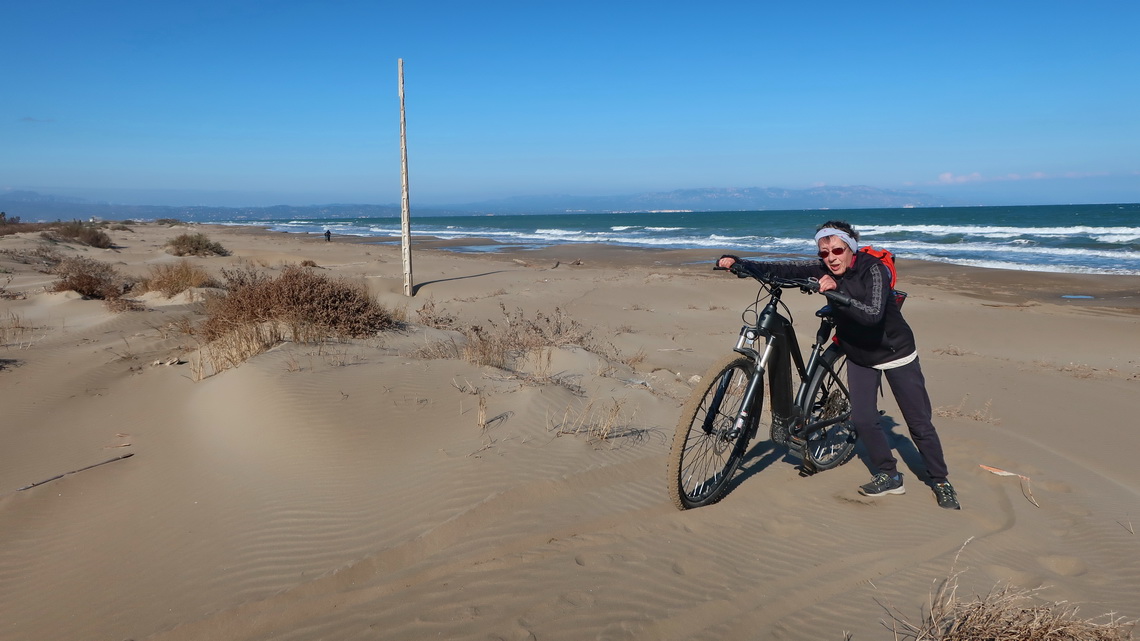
[548,397,648,445]
[166,232,229,257]
[886,569,1135,640]
[1,312,31,347]
[414,302,613,370]
[190,265,398,377]
[35,220,115,248]
[141,260,220,297]
[154,218,186,226]
[50,256,140,309]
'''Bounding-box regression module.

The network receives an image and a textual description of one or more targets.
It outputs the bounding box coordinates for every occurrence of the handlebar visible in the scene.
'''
[715,261,853,307]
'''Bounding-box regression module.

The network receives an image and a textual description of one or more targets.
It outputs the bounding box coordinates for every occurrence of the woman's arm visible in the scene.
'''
[836,260,891,326]
[717,255,825,281]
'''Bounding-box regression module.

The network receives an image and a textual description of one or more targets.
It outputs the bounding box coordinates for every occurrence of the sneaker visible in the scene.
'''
[859,472,905,496]
[934,482,961,510]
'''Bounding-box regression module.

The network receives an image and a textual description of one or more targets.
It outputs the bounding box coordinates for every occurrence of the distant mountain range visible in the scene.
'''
[1,185,951,221]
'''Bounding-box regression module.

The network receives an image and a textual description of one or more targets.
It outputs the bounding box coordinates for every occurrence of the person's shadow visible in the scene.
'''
[851,414,930,485]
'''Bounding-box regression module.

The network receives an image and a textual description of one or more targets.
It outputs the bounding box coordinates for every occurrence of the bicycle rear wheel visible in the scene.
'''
[801,346,857,472]
[668,354,758,509]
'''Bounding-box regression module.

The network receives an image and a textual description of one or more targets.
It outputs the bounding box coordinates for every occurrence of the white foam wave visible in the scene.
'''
[860,224,1140,238]
[908,254,1140,276]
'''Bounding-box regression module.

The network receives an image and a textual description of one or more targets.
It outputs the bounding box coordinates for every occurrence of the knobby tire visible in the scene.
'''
[668,354,759,509]
[800,346,857,472]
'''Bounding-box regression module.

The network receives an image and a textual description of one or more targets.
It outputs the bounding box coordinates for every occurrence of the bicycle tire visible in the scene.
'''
[668,354,759,509]
[800,346,857,472]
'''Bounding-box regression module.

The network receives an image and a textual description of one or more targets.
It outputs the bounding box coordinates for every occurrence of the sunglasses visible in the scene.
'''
[817,246,848,259]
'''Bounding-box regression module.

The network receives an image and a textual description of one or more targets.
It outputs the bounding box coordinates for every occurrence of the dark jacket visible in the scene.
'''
[733,253,916,368]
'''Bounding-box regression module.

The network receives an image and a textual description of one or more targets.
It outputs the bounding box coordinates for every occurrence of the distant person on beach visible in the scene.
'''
[716,220,959,510]
[324,230,332,242]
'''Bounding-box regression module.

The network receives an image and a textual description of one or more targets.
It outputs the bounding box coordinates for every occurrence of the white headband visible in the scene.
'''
[814,228,858,253]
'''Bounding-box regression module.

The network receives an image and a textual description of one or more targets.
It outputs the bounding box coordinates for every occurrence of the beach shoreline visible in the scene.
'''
[2,222,1137,640]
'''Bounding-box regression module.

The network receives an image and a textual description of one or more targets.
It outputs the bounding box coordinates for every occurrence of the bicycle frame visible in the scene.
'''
[730,284,848,443]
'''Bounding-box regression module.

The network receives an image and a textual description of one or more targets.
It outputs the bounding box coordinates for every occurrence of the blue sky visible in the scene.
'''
[5,0,1139,207]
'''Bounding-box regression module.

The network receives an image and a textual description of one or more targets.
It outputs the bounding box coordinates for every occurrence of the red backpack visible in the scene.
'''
[858,245,897,288]
[859,245,906,306]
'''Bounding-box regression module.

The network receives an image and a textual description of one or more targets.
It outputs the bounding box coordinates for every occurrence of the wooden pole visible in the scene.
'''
[399,58,413,296]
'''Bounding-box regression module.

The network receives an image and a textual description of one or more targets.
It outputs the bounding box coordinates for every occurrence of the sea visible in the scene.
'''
[211,203,1140,276]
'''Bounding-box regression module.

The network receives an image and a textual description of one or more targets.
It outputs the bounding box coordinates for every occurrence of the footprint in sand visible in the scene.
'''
[761,514,805,536]
[982,564,1043,588]
[1039,555,1088,577]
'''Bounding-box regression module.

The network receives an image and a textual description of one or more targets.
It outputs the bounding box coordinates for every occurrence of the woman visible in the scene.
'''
[717,221,960,510]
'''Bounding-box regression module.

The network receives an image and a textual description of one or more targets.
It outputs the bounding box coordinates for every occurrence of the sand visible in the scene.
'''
[1,222,1138,640]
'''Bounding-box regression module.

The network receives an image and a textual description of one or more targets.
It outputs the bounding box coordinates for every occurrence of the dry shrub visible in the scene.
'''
[51,256,132,300]
[889,572,1134,640]
[416,298,460,330]
[190,265,396,378]
[201,265,397,344]
[166,233,229,257]
[142,260,219,297]
[41,220,113,248]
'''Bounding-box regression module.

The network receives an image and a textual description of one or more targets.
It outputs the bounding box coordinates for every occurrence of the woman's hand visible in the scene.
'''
[817,275,838,292]
[717,256,737,270]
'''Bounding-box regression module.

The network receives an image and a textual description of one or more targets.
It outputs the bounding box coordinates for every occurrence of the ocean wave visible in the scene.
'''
[860,224,1140,238]
[908,254,1140,276]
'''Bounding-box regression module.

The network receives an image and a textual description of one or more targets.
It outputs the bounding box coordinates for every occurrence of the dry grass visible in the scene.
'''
[934,395,1001,425]
[0,245,64,271]
[140,260,220,297]
[1,313,31,347]
[166,232,229,257]
[414,302,613,370]
[886,570,1134,640]
[933,345,975,356]
[624,348,647,368]
[548,397,647,444]
[0,275,22,300]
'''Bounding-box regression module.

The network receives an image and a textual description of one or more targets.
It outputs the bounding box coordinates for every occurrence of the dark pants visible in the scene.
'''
[847,357,949,484]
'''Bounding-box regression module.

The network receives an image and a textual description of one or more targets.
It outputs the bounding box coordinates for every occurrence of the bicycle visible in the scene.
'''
[667,267,859,509]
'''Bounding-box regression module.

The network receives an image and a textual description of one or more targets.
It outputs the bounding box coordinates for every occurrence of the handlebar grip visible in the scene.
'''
[823,290,854,307]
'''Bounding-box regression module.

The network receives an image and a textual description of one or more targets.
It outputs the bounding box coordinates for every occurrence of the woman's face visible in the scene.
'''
[817,235,855,276]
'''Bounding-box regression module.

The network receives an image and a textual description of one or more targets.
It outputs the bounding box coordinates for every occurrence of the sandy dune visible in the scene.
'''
[2,223,1137,640]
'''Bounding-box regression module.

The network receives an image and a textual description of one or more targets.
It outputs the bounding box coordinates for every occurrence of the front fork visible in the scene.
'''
[726,332,778,440]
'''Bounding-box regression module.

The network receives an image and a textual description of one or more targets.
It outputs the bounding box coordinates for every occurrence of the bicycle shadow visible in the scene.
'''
[722,438,808,497]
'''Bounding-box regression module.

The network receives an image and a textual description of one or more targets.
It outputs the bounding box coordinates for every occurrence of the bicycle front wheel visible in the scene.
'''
[800,345,856,472]
[668,354,758,509]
